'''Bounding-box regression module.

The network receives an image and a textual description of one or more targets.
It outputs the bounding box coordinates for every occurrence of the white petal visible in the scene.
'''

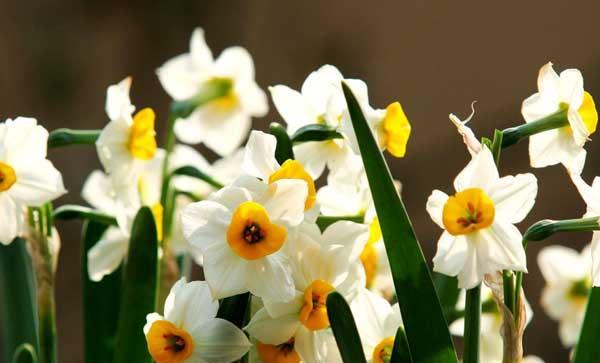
[295,328,321,363]
[105,77,134,121]
[157,53,205,101]
[87,227,129,281]
[245,254,295,302]
[198,109,252,156]
[528,128,586,173]
[559,68,584,109]
[238,81,268,117]
[301,65,344,114]
[81,170,118,213]
[433,232,469,279]
[321,220,368,261]
[453,147,499,192]
[0,194,20,245]
[351,289,394,353]
[203,242,249,299]
[292,142,328,179]
[537,245,586,283]
[215,46,255,82]
[537,62,560,102]
[143,313,165,335]
[474,220,527,273]
[568,108,590,147]
[180,200,230,247]
[426,190,449,229]
[269,85,317,135]
[559,314,582,347]
[244,307,300,345]
[189,28,214,70]
[591,232,600,287]
[243,131,279,180]
[190,318,251,363]
[1,118,49,165]
[10,160,66,206]
[521,93,560,123]
[488,173,537,223]
[570,173,600,214]
[164,279,219,331]
[261,179,308,226]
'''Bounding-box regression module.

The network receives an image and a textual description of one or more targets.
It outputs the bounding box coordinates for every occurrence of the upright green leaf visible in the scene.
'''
[113,207,159,363]
[81,221,122,363]
[573,287,600,363]
[326,292,367,363]
[0,238,39,363]
[433,273,460,323]
[268,122,295,164]
[342,82,458,363]
[12,343,37,363]
[391,327,413,363]
[217,293,251,328]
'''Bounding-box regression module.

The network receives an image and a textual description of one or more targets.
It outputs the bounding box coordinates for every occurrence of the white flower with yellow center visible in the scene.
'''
[351,289,403,363]
[270,65,371,178]
[180,176,307,301]
[157,28,268,156]
[0,117,66,245]
[96,77,158,189]
[522,62,598,174]
[144,278,250,363]
[538,245,592,347]
[426,147,537,289]
[245,221,367,363]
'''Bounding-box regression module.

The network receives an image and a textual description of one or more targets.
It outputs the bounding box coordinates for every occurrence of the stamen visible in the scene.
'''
[243,223,264,244]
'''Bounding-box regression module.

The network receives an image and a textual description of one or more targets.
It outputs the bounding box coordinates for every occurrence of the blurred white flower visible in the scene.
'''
[538,245,591,347]
[158,28,268,156]
[0,117,66,244]
[522,62,597,174]
[144,278,250,363]
[426,147,537,288]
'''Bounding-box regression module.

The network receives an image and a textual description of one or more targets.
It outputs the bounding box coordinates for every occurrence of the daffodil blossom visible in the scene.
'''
[426,146,537,289]
[538,245,592,347]
[450,285,533,362]
[244,221,367,363]
[0,117,66,245]
[351,289,403,363]
[157,28,268,156]
[180,176,307,301]
[96,77,158,191]
[144,278,250,363]
[522,62,598,174]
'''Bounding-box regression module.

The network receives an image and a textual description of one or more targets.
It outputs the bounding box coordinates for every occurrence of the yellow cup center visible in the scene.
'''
[146,320,194,363]
[268,159,316,211]
[372,336,395,363]
[256,338,300,363]
[128,108,157,160]
[206,77,238,110]
[151,203,164,242]
[361,217,382,288]
[299,279,334,331]
[442,188,495,236]
[381,102,411,158]
[0,162,17,192]
[578,91,598,134]
[226,201,287,260]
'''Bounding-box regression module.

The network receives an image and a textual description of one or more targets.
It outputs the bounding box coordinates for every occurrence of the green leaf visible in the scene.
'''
[268,122,295,164]
[0,238,39,363]
[291,124,343,143]
[82,221,122,363]
[391,327,413,363]
[326,292,367,363]
[53,205,117,226]
[12,343,37,363]
[171,165,224,189]
[433,273,460,323]
[573,287,600,363]
[113,207,159,363]
[47,129,100,148]
[343,82,458,363]
[217,293,251,328]
[316,215,364,231]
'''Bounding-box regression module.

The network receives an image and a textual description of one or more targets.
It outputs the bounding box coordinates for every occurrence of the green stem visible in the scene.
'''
[463,285,481,363]
[501,109,568,148]
[502,270,514,313]
[47,129,101,148]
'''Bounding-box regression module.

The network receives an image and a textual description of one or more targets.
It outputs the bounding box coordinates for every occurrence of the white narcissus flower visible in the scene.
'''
[96,77,158,190]
[426,147,537,289]
[144,278,250,363]
[180,176,307,301]
[522,62,598,174]
[157,28,268,156]
[0,117,66,245]
[244,221,367,363]
[351,289,404,363]
[538,245,591,347]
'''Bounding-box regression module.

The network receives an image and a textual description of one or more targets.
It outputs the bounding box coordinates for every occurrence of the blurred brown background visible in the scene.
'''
[2,1,600,362]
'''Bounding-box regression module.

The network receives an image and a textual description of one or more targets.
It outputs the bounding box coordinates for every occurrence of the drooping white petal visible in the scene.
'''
[189,318,251,363]
[244,307,300,345]
[453,147,499,192]
[105,77,134,121]
[164,279,219,332]
[488,173,537,224]
[10,159,66,206]
[426,190,449,229]
[87,227,129,281]
[202,241,249,299]
[243,131,279,180]
[433,232,469,283]
[269,85,318,135]
[0,194,20,245]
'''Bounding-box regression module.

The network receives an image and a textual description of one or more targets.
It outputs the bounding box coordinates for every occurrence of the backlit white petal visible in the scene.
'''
[433,232,469,281]
[269,85,318,135]
[245,308,300,345]
[559,68,584,109]
[105,77,134,121]
[488,173,537,224]
[245,253,295,302]
[10,159,66,206]
[426,190,449,229]
[243,131,279,180]
[87,227,128,281]
[261,179,308,226]
[453,147,499,192]
[190,318,251,363]
[164,279,219,332]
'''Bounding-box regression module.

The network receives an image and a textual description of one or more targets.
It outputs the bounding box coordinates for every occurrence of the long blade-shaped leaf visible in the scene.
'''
[81,221,122,363]
[113,207,159,363]
[326,292,367,363]
[268,122,295,164]
[0,238,39,362]
[342,82,458,363]
[12,343,37,363]
[53,205,117,226]
[217,293,251,328]
[573,287,600,363]
[291,124,343,143]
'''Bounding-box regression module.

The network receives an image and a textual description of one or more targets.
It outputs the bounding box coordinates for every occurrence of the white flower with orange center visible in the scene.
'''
[538,245,592,347]
[157,28,268,156]
[180,176,307,301]
[144,278,250,363]
[522,62,598,174]
[0,117,66,245]
[351,289,404,363]
[245,221,367,363]
[426,146,537,289]
[96,77,158,190]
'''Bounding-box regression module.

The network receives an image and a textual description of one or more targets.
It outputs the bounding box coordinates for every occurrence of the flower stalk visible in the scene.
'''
[501,109,568,148]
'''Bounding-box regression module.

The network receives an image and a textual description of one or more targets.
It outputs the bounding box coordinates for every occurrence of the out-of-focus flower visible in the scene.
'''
[426,147,537,288]
[158,28,268,156]
[245,221,367,363]
[0,117,66,244]
[144,278,250,363]
[521,62,598,174]
[538,245,591,347]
